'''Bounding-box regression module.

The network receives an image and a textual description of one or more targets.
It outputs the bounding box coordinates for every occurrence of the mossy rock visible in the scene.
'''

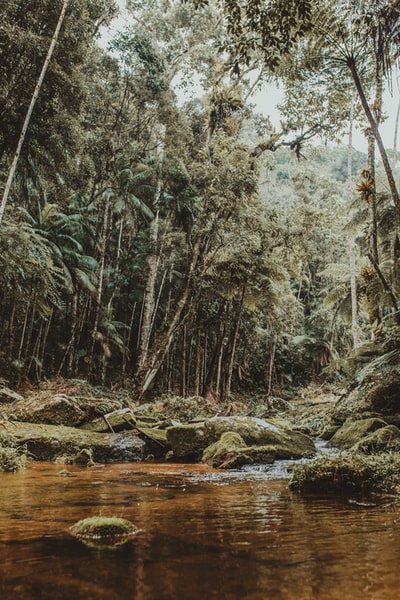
[328,417,388,450]
[362,379,400,415]
[202,432,276,469]
[133,396,216,422]
[0,431,27,472]
[352,425,400,454]
[290,453,400,495]
[70,516,139,549]
[166,422,207,460]
[203,416,316,459]
[329,368,400,425]
[10,394,86,426]
[202,432,247,467]
[0,421,144,463]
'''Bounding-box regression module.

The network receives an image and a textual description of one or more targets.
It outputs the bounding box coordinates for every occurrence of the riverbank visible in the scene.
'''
[1,375,400,497]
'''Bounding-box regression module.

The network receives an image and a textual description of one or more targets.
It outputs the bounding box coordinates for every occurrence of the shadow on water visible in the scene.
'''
[1,461,400,599]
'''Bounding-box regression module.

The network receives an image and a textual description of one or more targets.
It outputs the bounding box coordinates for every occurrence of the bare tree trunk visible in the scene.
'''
[136,126,166,369]
[347,57,400,220]
[394,97,400,162]
[135,240,201,396]
[180,324,187,397]
[366,130,379,263]
[221,288,245,402]
[122,301,136,377]
[368,252,400,324]
[0,0,69,226]
[194,328,202,396]
[88,195,111,376]
[347,93,361,348]
[266,336,277,396]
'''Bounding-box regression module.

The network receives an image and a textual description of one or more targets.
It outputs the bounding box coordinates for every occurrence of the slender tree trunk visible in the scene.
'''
[267,336,277,396]
[203,327,224,400]
[394,97,400,162]
[215,332,225,402]
[8,302,16,356]
[194,328,202,397]
[122,301,137,377]
[347,56,400,220]
[221,288,245,402]
[368,252,400,324]
[366,130,379,263]
[180,324,187,397]
[40,309,53,378]
[136,126,165,370]
[67,292,78,376]
[135,237,202,396]
[18,302,30,362]
[0,0,69,226]
[347,93,361,348]
[88,195,111,377]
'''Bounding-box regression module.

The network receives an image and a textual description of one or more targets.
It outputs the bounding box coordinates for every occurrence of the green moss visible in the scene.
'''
[289,453,400,495]
[70,516,139,548]
[0,431,27,472]
[328,418,388,450]
[202,431,247,466]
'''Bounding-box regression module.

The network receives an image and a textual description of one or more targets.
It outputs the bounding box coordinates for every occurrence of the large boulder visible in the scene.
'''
[329,366,400,427]
[0,421,145,463]
[6,394,86,426]
[351,424,400,454]
[328,417,388,450]
[166,416,315,462]
[166,423,208,460]
[203,416,316,459]
[201,432,276,469]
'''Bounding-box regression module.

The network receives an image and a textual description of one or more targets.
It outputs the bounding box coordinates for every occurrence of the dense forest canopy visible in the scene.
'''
[0,0,400,400]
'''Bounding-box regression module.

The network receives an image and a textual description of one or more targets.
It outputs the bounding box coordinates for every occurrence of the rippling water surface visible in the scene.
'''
[1,461,400,599]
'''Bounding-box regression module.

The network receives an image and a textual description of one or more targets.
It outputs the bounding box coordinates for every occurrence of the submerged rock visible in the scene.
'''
[70,516,139,549]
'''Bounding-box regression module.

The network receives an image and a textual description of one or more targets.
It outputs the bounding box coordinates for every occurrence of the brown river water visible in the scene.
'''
[1,460,400,600]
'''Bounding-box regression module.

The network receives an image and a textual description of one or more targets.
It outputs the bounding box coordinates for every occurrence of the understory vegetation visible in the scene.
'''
[1,0,400,406]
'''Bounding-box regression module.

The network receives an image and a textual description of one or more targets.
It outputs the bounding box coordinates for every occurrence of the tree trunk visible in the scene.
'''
[88,195,111,377]
[221,288,245,402]
[347,56,400,220]
[366,130,379,263]
[347,93,361,348]
[194,328,202,397]
[0,0,69,226]
[135,243,200,396]
[136,126,166,370]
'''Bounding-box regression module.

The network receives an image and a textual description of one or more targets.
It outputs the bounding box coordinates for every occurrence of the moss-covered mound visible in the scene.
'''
[328,417,388,450]
[329,366,400,427]
[289,453,400,495]
[70,516,139,548]
[0,432,27,472]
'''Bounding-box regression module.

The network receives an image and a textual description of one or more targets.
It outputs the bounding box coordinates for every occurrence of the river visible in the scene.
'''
[0,461,400,599]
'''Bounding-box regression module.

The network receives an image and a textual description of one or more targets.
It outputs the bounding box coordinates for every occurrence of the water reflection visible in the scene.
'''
[0,462,400,599]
